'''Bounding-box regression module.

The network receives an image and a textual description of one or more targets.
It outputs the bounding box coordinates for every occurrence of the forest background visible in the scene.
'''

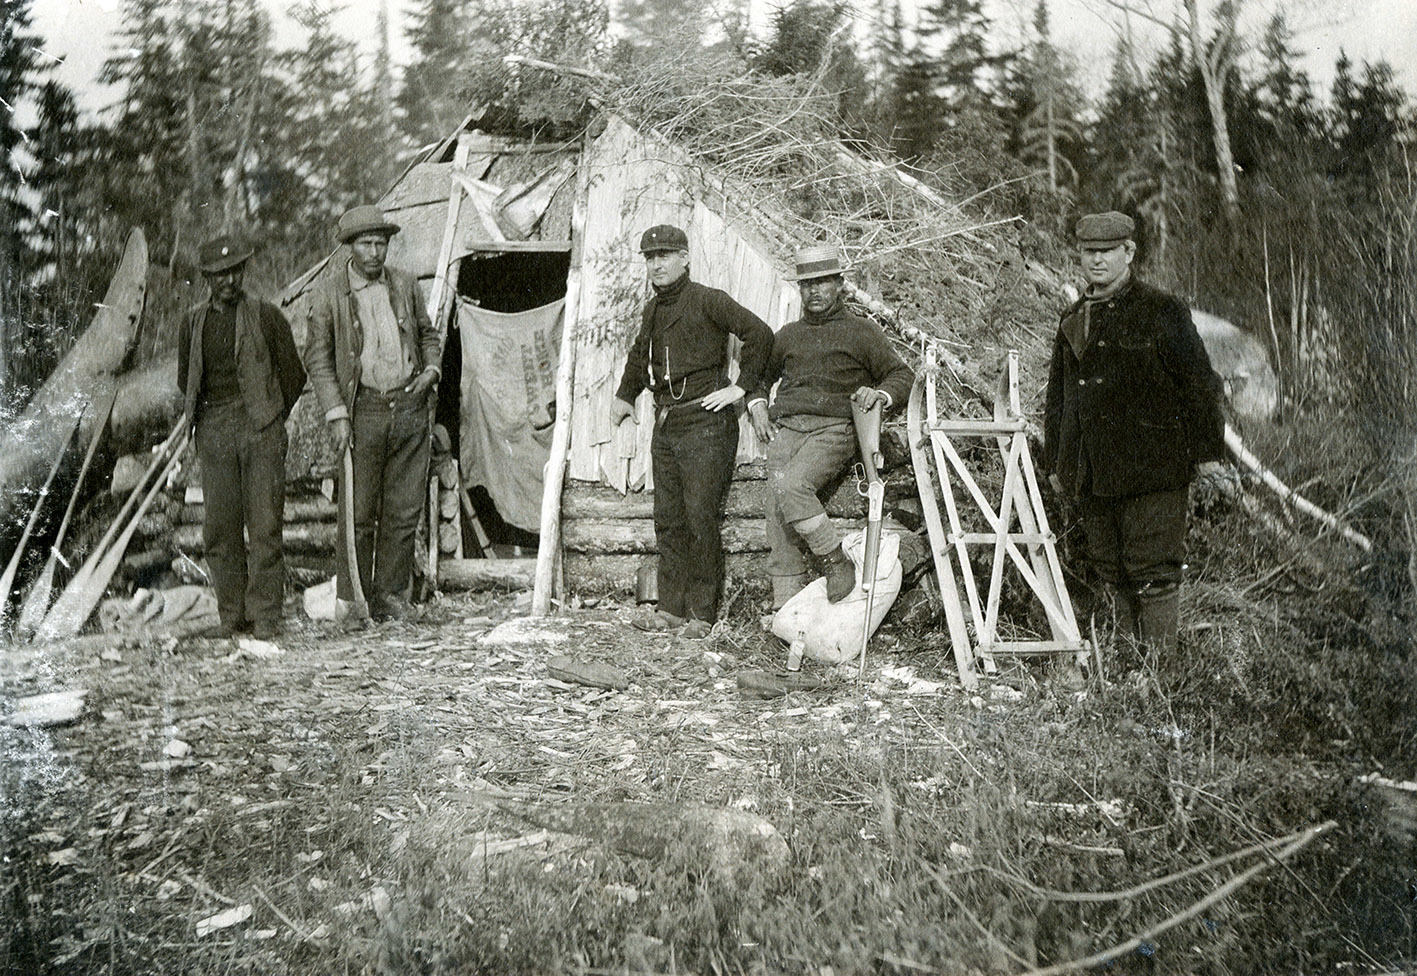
[1,0,1415,475]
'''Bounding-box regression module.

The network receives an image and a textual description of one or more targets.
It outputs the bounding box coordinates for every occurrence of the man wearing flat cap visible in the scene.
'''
[179,235,305,639]
[610,224,774,639]
[748,245,913,609]
[304,205,442,624]
[1043,211,1226,660]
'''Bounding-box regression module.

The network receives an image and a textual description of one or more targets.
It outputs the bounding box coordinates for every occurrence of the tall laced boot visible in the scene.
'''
[793,514,855,604]
[823,548,856,603]
[1136,582,1180,658]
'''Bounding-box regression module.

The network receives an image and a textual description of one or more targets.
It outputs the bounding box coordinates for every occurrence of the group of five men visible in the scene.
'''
[180,205,1224,664]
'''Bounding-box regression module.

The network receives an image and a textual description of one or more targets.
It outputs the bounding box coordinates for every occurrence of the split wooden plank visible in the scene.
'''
[16,390,118,637]
[426,136,474,337]
[0,410,84,630]
[34,425,190,642]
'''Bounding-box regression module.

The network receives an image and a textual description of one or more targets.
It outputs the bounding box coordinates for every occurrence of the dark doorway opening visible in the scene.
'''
[435,248,572,555]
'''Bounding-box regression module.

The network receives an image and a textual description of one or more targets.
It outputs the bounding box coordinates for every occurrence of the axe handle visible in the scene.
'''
[341,447,368,615]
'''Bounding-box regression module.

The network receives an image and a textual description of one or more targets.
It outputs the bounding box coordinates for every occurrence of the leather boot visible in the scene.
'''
[1136,583,1180,658]
[824,548,856,603]
[1111,584,1139,647]
[771,573,808,610]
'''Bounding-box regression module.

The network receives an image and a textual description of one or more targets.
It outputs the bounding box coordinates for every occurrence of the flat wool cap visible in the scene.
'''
[785,244,848,282]
[1075,211,1135,246]
[639,224,689,253]
[337,205,401,243]
[198,235,253,273]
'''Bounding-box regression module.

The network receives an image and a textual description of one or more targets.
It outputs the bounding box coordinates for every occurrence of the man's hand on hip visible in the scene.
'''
[404,367,437,397]
[329,417,352,455]
[702,384,744,412]
[748,400,774,443]
[610,397,636,426]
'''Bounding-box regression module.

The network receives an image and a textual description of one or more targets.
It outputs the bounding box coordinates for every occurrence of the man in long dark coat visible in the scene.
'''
[1043,211,1227,657]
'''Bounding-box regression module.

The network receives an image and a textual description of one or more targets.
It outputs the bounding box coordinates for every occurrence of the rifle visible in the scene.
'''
[850,395,885,679]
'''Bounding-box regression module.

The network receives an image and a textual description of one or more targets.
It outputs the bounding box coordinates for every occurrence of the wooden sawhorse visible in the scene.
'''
[908,348,1094,689]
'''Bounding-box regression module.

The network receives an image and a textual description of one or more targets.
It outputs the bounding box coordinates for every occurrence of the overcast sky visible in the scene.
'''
[29,0,1417,114]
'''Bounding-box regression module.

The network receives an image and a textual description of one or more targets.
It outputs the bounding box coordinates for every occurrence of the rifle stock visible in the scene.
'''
[850,398,886,678]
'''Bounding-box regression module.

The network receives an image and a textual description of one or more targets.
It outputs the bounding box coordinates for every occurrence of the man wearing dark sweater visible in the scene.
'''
[748,246,913,608]
[178,235,306,639]
[611,224,774,638]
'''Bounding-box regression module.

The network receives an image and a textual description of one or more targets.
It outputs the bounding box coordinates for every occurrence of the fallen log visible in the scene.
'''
[0,229,147,533]
[438,557,536,591]
[1225,424,1373,552]
[173,497,337,526]
[499,800,789,887]
[562,478,867,521]
[171,521,338,556]
[563,552,767,595]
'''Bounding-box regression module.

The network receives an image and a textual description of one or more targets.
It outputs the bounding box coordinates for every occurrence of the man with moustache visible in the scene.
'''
[1043,211,1227,658]
[748,245,913,610]
[610,224,774,640]
[304,205,441,624]
[179,235,305,639]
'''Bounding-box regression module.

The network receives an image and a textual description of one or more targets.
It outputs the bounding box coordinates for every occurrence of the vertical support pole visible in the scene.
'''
[531,141,589,616]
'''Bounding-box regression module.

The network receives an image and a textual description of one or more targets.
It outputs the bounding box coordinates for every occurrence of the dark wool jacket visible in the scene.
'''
[753,303,913,421]
[303,260,440,421]
[178,294,305,431]
[1043,275,1225,499]
[614,276,773,406]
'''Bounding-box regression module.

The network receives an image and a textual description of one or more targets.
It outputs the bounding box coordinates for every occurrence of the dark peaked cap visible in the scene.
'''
[639,224,688,253]
[1075,211,1135,246]
[198,235,253,273]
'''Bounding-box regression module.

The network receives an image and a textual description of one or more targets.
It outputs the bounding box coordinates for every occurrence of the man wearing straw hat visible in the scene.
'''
[748,245,913,609]
[304,205,442,625]
[1043,211,1226,659]
[610,224,774,640]
[179,234,305,639]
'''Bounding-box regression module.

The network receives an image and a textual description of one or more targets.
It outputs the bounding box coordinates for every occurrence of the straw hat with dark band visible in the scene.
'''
[785,244,848,282]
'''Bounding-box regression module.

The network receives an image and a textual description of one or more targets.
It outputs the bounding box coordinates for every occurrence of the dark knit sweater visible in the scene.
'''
[614,274,773,405]
[753,299,913,420]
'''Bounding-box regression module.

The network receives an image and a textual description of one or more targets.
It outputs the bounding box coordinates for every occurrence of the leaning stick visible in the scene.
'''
[0,410,84,628]
[1225,425,1373,552]
[1012,821,1334,976]
[75,416,185,590]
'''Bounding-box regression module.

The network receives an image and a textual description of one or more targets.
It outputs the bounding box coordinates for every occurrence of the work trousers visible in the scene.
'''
[1078,488,1189,592]
[765,417,857,578]
[337,386,430,603]
[196,400,288,629]
[650,403,738,622]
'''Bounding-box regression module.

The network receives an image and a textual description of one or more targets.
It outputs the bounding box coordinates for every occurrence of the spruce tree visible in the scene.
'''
[0,0,43,402]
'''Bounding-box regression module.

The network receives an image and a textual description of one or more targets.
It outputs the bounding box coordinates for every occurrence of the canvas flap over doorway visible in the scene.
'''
[457,297,564,533]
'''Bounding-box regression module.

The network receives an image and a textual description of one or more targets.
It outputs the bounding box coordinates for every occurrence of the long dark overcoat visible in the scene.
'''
[1043,277,1225,498]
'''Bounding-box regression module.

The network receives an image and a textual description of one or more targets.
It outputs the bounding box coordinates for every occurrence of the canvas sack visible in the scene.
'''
[771,529,902,665]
